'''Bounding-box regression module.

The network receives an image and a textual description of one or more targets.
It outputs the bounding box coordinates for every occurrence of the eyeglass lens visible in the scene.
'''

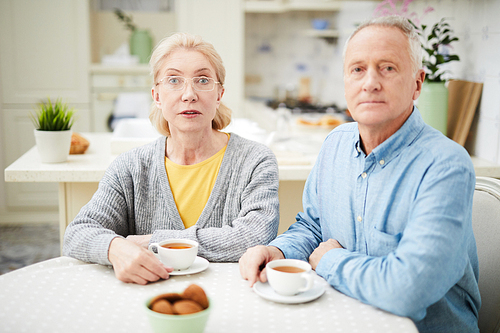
[162,76,216,91]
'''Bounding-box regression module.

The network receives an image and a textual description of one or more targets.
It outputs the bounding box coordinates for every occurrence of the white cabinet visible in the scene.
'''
[1,108,57,203]
[244,0,342,12]
[0,0,91,222]
[0,0,90,105]
[90,65,152,132]
[244,1,342,42]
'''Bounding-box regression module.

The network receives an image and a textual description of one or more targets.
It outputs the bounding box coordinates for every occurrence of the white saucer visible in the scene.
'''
[169,256,209,276]
[253,277,326,304]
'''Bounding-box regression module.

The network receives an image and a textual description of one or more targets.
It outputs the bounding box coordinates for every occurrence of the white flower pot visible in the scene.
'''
[34,129,72,163]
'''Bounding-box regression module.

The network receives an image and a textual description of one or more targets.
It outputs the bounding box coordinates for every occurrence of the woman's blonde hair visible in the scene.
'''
[149,32,232,136]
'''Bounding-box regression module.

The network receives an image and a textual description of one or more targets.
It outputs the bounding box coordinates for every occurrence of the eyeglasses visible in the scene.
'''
[156,76,220,91]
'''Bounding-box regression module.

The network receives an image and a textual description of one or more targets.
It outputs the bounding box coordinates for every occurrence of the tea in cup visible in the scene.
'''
[148,239,198,270]
[266,259,315,296]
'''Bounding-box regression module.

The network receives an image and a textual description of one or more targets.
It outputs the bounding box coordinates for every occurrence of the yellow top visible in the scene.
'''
[165,135,229,228]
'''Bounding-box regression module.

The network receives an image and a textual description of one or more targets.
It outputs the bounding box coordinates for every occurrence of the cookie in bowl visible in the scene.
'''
[145,284,211,333]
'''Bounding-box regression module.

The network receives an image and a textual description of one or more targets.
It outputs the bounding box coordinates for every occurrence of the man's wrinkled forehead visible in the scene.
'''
[344,26,410,66]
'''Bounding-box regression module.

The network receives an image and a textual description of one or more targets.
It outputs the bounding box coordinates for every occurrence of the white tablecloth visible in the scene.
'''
[0,257,417,333]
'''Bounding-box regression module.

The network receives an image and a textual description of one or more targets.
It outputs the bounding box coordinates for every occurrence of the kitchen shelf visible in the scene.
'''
[245,1,342,13]
[303,29,339,38]
[89,64,150,75]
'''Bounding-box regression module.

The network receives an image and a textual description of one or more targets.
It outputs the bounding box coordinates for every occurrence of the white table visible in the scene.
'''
[0,257,418,333]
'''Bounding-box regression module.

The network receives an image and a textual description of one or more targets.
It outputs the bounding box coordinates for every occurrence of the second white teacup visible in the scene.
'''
[266,259,315,296]
[148,239,198,271]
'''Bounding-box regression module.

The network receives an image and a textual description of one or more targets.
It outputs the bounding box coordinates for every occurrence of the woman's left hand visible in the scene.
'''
[126,234,152,248]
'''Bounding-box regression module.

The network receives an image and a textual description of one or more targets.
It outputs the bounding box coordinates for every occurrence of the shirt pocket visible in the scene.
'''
[368,227,402,257]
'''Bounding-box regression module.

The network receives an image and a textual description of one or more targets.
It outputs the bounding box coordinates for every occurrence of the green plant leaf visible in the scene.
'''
[435,54,445,65]
[29,97,77,131]
[417,17,460,82]
[114,8,136,32]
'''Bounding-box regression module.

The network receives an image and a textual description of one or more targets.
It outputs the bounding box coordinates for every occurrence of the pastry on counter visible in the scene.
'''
[70,132,90,154]
[296,115,343,129]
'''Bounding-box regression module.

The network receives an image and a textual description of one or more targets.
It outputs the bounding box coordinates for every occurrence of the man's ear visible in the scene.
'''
[413,69,426,100]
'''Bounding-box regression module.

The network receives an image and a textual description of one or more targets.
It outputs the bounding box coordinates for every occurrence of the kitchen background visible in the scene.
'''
[0,0,499,227]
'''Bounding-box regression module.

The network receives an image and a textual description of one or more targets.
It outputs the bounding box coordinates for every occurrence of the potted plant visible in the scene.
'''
[414,18,460,135]
[30,97,77,163]
[114,8,153,64]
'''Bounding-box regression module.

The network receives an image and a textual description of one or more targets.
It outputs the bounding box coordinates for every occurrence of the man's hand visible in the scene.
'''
[309,239,343,270]
[108,237,173,285]
[239,245,285,287]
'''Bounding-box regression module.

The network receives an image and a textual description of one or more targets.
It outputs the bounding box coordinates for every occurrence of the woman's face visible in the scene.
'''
[152,49,224,137]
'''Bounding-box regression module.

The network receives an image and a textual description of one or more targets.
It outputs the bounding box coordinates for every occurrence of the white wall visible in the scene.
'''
[244,0,500,164]
[0,79,4,213]
[413,0,500,164]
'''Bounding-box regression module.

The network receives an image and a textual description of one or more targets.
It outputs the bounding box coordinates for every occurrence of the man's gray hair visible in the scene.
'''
[343,15,422,75]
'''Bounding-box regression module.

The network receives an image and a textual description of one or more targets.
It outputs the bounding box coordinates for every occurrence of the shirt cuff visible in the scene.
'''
[98,234,124,266]
[269,238,310,262]
[314,247,350,282]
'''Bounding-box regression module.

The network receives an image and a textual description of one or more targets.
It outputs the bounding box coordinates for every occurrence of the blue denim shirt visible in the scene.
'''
[270,107,480,332]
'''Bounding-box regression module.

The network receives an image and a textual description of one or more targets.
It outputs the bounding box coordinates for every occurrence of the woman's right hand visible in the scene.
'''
[108,237,173,285]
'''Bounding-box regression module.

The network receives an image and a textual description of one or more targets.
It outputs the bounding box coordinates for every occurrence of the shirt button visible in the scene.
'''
[361,172,367,179]
[357,216,362,222]
[357,146,361,153]
[379,159,385,165]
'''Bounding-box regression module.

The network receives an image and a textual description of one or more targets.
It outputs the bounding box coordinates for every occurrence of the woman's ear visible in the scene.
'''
[152,87,161,107]
[218,87,224,101]
[217,87,224,105]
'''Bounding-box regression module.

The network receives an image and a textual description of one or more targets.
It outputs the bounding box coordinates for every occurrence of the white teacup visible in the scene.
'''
[266,259,315,296]
[148,239,199,271]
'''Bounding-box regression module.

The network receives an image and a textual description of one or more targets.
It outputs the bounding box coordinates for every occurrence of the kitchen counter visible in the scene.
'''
[5,132,500,251]
[4,133,316,183]
[5,132,498,181]
[5,133,114,183]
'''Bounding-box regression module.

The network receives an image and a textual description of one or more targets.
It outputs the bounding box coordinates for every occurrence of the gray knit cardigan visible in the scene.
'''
[63,133,280,265]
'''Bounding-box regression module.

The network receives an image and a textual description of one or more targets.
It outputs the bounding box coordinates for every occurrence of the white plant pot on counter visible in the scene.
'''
[34,129,72,163]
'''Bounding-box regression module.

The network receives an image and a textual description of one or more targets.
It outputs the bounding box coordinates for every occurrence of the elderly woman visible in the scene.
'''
[63,33,279,284]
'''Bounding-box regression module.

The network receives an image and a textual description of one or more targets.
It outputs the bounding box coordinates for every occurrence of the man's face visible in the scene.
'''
[344,26,424,134]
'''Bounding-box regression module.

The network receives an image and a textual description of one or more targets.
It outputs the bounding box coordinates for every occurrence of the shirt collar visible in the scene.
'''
[353,106,426,165]
[354,137,363,157]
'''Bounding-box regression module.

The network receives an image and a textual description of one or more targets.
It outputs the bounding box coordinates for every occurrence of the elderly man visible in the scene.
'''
[239,16,480,333]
